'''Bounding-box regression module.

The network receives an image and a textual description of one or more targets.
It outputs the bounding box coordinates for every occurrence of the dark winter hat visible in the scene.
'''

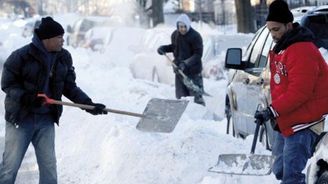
[266,0,294,23]
[35,17,64,40]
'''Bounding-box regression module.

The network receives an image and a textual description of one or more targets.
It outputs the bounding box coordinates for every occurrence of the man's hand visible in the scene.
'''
[173,66,179,74]
[254,108,274,123]
[85,102,108,115]
[178,62,186,72]
[157,46,165,55]
[21,92,45,107]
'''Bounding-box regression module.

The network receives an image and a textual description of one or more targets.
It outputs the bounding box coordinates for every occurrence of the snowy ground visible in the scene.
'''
[0,14,280,184]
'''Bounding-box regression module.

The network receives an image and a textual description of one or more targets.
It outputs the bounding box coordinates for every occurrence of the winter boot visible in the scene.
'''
[194,95,205,106]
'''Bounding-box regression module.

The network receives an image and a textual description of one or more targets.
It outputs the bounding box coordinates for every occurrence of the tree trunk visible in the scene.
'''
[151,0,164,27]
[234,0,256,33]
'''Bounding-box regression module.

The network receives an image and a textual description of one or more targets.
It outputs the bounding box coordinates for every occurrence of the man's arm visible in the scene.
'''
[1,51,26,101]
[61,51,92,104]
[183,31,203,67]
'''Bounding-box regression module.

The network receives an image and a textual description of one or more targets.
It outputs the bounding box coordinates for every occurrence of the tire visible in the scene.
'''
[317,170,328,184]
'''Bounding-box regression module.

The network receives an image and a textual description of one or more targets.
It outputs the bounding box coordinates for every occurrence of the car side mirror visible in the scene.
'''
[225,48,244,70]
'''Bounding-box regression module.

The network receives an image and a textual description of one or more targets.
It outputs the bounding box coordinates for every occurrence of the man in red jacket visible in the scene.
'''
[254,0,328,183]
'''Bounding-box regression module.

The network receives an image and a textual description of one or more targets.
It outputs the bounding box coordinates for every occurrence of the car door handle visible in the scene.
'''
[243,78,250,84]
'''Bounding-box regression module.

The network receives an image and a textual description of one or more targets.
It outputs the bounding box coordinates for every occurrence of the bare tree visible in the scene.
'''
[235,0,256,33]
[150,0,164,27]
[137,0,164,27]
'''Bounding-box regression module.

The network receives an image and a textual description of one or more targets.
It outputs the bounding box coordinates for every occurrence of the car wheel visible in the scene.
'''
[152,67,160,83]
[225,96,235,137]
[317,170,328,184]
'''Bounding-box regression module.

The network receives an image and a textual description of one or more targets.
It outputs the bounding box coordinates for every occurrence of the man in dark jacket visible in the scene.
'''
[254,1,328,183]
[0,17,107,184]
[157,14,205,106]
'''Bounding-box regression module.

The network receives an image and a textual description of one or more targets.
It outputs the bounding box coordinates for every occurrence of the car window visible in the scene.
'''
[80,19,96,32]
[243,27,264,59]
[258,29,273,68]
[249,27,269,67]
[302,13,328,49]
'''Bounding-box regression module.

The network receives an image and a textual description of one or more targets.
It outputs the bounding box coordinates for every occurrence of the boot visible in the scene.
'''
[194,95,205,106]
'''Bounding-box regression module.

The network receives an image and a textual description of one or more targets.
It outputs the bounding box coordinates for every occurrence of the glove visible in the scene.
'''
[254,108,274,124]
[157,46,165,55]
[21,92,45,107]
[178,62,186,72]
[86,102,108,115]
[172,65,178,74]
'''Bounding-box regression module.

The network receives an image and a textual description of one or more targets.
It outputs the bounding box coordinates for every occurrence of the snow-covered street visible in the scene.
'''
[0,10,280,184]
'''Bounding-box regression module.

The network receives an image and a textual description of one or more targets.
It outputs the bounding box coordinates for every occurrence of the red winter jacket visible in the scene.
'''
[269,42,328,136]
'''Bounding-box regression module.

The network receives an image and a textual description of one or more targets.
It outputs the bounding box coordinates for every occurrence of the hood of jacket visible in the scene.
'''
[32,33,49,56]
[273,22,315,53]
[176,14,191,32]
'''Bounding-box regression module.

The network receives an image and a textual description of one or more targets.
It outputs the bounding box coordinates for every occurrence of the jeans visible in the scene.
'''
[0,114,57,184]
[272,128,318,184]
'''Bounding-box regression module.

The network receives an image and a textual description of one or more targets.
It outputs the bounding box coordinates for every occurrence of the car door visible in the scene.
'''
[230,27,272,137]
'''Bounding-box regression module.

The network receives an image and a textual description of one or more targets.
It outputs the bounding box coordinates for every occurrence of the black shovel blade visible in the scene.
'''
[208,153,274,176]
[136,98,189,133]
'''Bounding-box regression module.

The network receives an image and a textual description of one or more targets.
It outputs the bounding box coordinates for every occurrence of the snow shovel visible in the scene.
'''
[38,94,189,133]
[164,54,211,97]
[208,119,274,176]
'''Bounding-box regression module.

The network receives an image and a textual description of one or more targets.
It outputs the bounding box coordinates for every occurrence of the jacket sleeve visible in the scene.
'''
[271,43,319,115]
[61,51,93,104]
[1,51,26,102]
[160,31,177,53]
[183,32,203,67]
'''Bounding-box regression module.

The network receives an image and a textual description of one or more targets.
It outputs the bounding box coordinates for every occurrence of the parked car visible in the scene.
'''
[224,6,328,148]
[129,27,174,84]
[66,16,110,48]
[291,6,316,17]
[82,26,113,52]
[21,18,40,38]
[129,25,225,84]
[224,6,328,183]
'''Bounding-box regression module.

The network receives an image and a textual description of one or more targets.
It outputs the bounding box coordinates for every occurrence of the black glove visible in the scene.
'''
[172,65,179,74]
[254,108,274,124]
[86,102,108,115]
[21,92,44,107]
[157,46,165,55]
[178,62,186,72]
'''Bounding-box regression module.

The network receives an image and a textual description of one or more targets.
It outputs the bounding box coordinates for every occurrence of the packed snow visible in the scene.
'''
[0,12,285,184]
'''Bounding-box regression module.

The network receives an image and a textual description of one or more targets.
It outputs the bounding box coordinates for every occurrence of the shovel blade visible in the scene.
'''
[136,98,188,133]
[208,154,274,176]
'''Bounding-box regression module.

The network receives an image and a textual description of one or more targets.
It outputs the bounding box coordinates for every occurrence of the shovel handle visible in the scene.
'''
[164,54,188,78]
[250,119,262,154]
[38,94,144,118]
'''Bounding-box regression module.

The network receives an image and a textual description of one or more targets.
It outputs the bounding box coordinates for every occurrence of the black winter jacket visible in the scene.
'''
[1,42,92,125]
[161,27,203,75]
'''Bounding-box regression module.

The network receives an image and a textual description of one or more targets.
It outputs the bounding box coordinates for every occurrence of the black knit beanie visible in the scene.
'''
[266,0,294,23]
[35,17,64,40]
